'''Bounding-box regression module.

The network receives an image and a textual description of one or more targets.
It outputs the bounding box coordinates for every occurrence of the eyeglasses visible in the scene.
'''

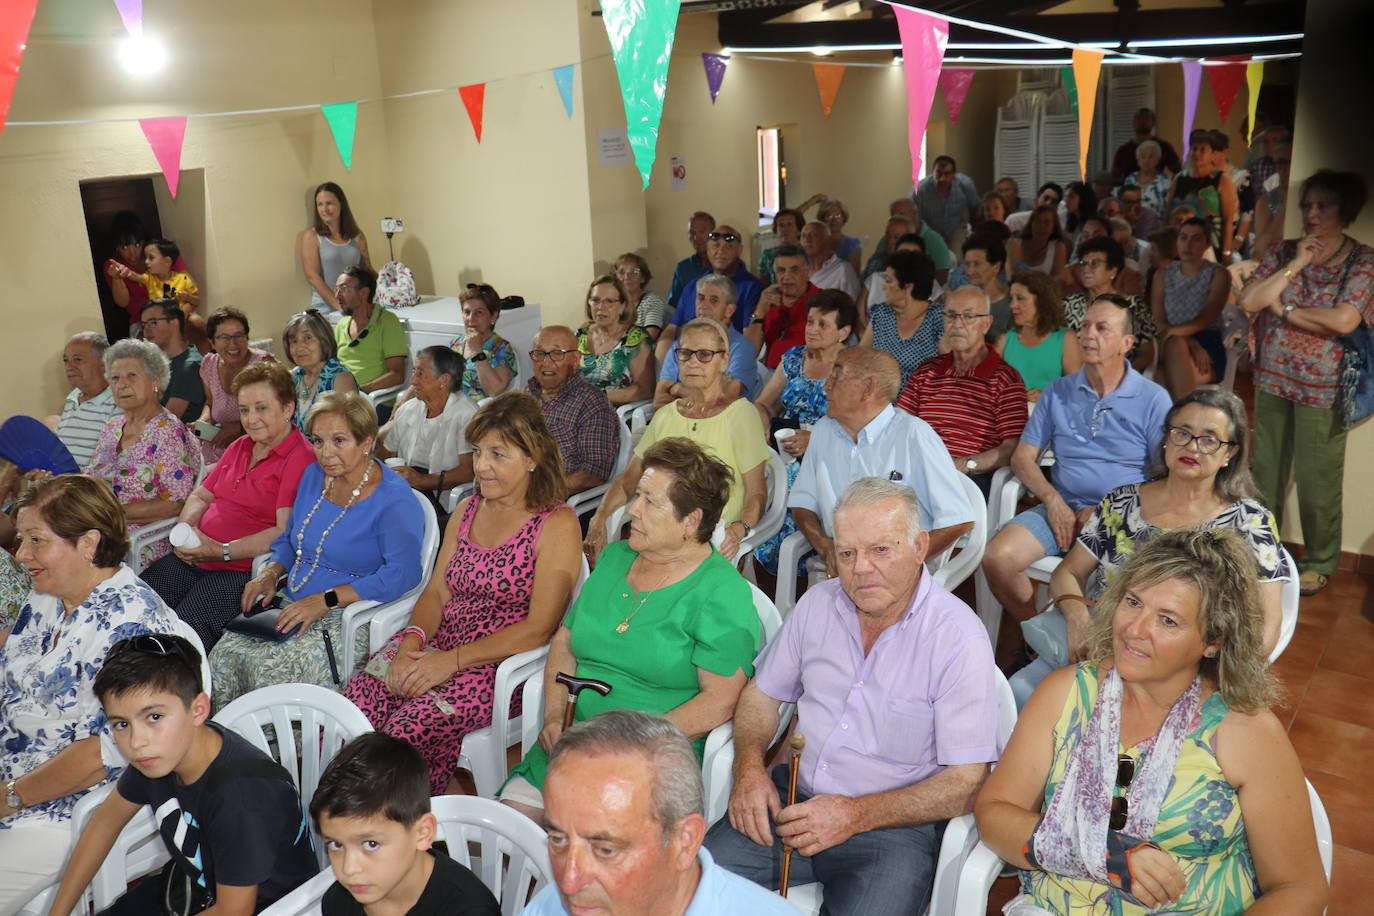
[117,633,201,683]
[1166,426,1236,455]
[588,296,624,306]
[707,232,740,243]
[678,348,726,363]
[616,267,643,276]
[1110,754,1136,830]
[212,333,248,344]
[945,312,990,324]
[142,316,172,326]
[346,328,370,348]
[530,348,577,363]
[334,282,358,292]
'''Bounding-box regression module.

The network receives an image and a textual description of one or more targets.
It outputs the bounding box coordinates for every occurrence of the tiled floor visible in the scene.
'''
[984,568,1374,914]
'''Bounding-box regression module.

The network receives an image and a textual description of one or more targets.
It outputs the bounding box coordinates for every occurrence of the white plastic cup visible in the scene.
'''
[384,457,406,468]
[169,523,200,549]
[774,428,798,463]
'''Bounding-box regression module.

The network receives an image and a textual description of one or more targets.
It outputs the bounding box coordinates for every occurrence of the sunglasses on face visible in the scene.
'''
[707,232,740,243]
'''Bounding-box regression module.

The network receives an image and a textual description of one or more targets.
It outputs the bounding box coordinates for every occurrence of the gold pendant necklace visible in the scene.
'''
[615,562,674,634]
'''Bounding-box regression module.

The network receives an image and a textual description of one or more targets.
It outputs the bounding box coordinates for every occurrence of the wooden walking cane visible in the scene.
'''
[555,672,612,729]
[779,733,806,898]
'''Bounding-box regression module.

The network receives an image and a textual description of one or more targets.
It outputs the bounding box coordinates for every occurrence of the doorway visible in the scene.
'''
[80,177,163,342]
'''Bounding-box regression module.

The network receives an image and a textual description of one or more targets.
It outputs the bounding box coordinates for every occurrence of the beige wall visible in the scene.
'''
[3,0,393,417]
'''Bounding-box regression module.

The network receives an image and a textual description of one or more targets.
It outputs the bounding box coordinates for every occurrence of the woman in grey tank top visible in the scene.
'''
[299,181,371,311]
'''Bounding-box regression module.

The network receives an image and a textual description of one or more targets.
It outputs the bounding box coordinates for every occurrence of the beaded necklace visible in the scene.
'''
[288,460,373,594]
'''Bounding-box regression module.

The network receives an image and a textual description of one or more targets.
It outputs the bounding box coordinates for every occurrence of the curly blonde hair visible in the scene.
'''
[1083,528,1281,713]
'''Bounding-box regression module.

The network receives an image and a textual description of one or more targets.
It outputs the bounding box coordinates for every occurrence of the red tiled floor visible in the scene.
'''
[1327,845,1374,916]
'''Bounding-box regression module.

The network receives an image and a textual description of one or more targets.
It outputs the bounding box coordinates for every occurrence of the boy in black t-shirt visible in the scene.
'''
[311,733,499,916]
[46,633,317,915]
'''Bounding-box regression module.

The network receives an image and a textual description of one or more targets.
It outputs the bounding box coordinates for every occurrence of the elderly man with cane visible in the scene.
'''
[705,478,1001,914]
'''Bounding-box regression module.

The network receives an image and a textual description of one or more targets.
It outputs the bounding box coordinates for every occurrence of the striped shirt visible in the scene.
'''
[57,387,119,469]
[896,349,1028,458]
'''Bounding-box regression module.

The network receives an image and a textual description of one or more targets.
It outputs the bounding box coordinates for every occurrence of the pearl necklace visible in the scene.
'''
[289,461,372,594]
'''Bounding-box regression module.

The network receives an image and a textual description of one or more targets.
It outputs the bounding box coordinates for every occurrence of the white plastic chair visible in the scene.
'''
[974,459,1059,646]
[772,670,1018,915]
[125,462,215,569]
[565,414,633,520]
[259,796,553,916]
[615,399,652,428]
[213,683,373,868]
[1270,547,1300,663]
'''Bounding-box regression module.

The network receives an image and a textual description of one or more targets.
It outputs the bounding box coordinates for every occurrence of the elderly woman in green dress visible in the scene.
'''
[501,437,760,819]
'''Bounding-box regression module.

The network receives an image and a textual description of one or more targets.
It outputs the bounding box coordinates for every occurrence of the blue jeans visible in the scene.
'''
[704,765,943,916]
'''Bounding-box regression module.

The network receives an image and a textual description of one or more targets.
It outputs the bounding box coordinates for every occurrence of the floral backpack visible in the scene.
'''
[374,261,419,309]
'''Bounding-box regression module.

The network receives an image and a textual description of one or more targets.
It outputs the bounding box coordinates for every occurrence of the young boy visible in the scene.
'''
[47,633,317,915]
[311,733,499,916]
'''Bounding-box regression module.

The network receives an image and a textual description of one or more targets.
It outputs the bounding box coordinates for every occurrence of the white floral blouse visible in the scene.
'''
[0,565,177,828]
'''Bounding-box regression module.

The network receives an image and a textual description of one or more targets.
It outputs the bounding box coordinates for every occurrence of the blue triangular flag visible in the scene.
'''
[552,65,575,119]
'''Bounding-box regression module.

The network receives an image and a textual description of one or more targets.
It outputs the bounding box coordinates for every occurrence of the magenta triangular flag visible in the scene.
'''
[939,68,975,125]
[1207,55,1251,123]
[893,5,949,185]
[112,0,142,37]
[1180,61,1203,161]
[139,117,187,198]
[702,53,729,103]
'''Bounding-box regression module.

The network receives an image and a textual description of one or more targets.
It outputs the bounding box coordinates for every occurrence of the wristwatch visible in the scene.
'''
[964,458,979,474]
[5,779,24,812]
[1282,302,1297,320]
[221,541,232,563]
[733,520,753,535]
[324,590,341,610]
[470,352,489,362]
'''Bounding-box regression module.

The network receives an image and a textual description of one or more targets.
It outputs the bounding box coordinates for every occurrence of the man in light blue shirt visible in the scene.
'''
[655,274,759,407]
[982,295,1172,624]
[789,347,974,574]
[912,155,980,249]
[519,710,794,916]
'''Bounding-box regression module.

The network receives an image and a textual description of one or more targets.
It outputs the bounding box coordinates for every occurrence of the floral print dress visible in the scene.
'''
[754,346,830,574]
[0,551,29,632]
[449,332,518,400]
[84,409,202,570]
[1023,663,1259,914]
[0,566,178,829]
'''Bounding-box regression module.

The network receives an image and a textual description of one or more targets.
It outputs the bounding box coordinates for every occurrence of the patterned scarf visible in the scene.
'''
[1031,666,1202,884]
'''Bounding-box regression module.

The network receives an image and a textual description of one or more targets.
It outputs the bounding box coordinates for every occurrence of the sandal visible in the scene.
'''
[1299,570,1328,597]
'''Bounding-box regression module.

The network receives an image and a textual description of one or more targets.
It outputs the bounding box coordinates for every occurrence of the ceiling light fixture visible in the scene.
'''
[118,34,168,75]
[1127,33,1304,49]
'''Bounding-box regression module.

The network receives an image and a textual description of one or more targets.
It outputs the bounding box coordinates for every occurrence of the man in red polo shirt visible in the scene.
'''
[746,244,821,369]
[896,286,1027,498]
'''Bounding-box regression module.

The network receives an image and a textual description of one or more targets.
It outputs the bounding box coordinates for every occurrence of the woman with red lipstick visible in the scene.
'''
[0,475,178,913]
[1239,169,1374,596]
[1013,390,1290,711]
[196,307,275,463]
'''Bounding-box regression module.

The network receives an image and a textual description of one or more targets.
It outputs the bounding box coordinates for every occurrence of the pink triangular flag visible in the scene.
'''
[139,117,187,198]
[939,68,975,125]
[458,83,485,143]
[892,5,949,186]
[1207,55,1250,123]
[112,0,142,37]
[0,0,39,136]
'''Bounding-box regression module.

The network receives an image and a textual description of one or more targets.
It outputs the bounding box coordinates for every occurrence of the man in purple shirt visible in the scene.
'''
[706,478,1000,915]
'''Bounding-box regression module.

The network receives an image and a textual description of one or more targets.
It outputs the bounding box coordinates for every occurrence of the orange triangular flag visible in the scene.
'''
[812,63,846,118]
[458,83,485,143]
[1071,48,1104,179]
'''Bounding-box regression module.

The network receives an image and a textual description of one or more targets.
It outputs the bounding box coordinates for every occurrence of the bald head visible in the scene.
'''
[532,325,579,392]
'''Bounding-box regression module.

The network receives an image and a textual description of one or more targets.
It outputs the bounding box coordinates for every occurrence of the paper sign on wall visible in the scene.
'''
[671,155,687,191]
[598,128,632,167]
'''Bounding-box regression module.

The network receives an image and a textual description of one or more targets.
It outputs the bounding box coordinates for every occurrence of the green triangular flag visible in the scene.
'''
[321,102,358,170]
[600,0,683,190]
[1060,66,1079,117]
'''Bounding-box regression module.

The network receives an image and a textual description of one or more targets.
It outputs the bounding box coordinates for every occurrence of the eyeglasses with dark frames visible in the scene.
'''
[678,348,727,363]
[530,348,577,363]
[346,327,370,348]
[706,232,740,243]
[1165,426,1236,455]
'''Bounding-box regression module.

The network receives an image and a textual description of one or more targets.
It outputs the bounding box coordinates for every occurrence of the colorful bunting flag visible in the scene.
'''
[113,0,142,38]
[1246,61,1264,141]
[702,53,729,104]
[1071,48,1104,179]
[320,102,358,170]
[139,116,186,197]
[459,83,485,142]
[1180,60,1203,160]
[892,5,948,187]
[600,0,683,190]
[552,65,575,118]
[0,0,39,135]
[812,63,846,118]
[1060,66,1078,117]
[1207,55,1250,123]
[938,68,975,125]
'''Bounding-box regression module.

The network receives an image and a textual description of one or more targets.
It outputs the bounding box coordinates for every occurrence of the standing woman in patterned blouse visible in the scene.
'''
[1239,170,1374,596]
[576,274,655,405]
[83,340,201,570]
[343,393,582,793]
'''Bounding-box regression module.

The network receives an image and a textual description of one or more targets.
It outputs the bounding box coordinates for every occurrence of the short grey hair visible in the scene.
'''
[1136,138,1162,158]
[69,332,110,359]
[282,309,339,365]
[947,284,991,314]
[696,273,737,305]
[419,345,464,394]
[104,338,170,392]
[549,710,703,840]
[680,316,730,353]
[834,477,924,539]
